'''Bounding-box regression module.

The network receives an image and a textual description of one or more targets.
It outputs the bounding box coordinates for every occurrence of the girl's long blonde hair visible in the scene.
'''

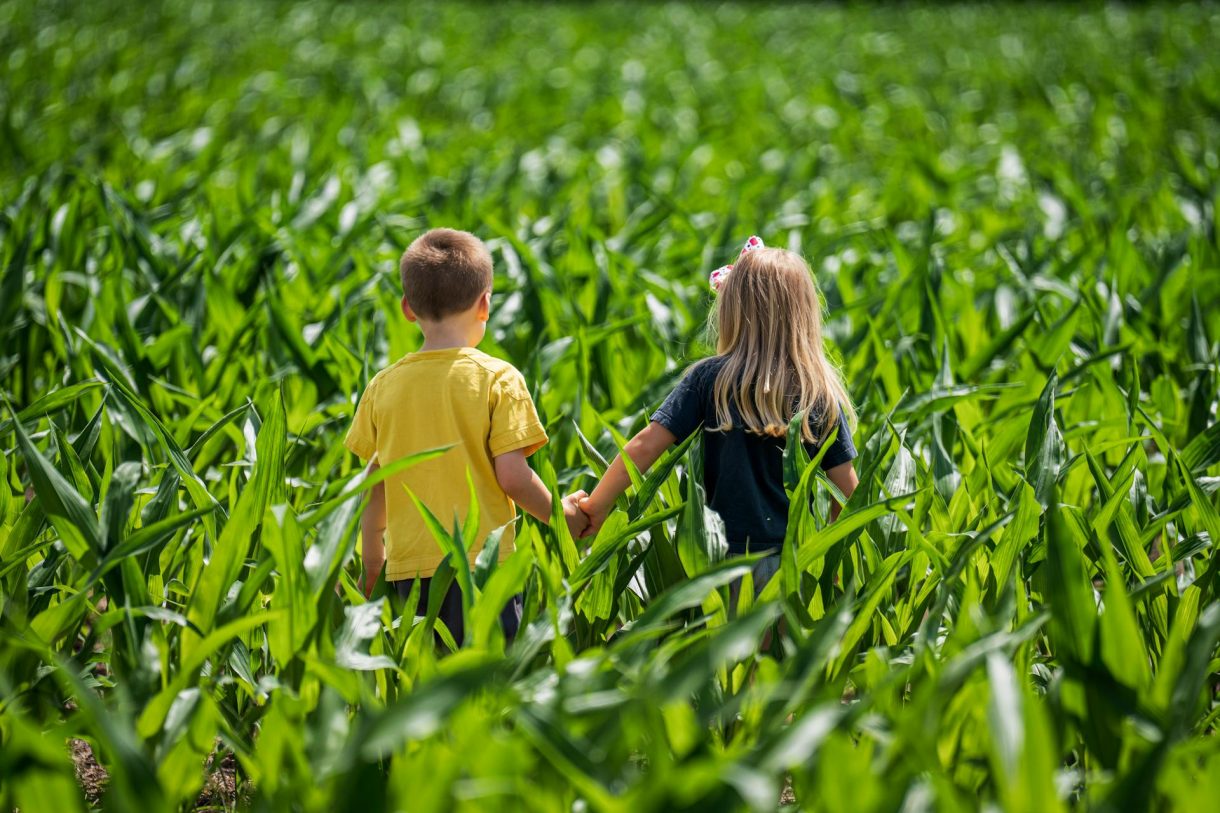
[708,246,855,443]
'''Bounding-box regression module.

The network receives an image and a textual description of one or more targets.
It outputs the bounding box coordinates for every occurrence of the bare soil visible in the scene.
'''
[70,739,107,807]
[69,739,242,811]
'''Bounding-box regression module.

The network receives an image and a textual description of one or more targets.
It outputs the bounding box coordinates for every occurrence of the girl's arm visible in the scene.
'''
[579,422,678,537]
[360,462,387,597]
[825,461,859,522]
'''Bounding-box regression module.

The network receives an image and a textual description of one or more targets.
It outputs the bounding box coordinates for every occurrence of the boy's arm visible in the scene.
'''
[360,462,387,597]
[494,449,589,537]
[578,421,677,537]
[825,461,859,522]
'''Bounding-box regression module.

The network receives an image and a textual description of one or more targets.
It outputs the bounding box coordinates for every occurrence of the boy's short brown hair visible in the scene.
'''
[399,228,493,319]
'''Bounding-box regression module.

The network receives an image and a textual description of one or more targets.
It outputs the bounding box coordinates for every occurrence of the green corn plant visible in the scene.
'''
[2,0,1219,810]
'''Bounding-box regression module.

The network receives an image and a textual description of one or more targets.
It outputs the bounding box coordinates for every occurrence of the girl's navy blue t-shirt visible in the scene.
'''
[651,357,856,555]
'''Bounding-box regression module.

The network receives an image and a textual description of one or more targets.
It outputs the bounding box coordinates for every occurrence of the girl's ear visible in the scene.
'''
[477,290,491,322]
[401,296,418,322]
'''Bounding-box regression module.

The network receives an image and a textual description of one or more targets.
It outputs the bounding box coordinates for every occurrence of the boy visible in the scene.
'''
[344,228,588,644]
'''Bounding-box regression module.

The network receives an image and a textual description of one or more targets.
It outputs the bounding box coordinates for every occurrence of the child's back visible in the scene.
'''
[346,346,546,580]
[652,354,854,554]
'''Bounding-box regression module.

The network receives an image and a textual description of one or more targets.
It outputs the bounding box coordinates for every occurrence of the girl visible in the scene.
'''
[578,237,859,589]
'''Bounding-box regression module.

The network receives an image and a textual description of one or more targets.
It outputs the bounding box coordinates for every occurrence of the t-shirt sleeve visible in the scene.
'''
[650,366,706,441]
[816,408,857,470]
[489,368,548,457]
[345,378,378,461]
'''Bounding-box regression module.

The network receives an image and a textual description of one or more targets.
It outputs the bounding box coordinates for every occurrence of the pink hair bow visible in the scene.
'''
[710,235,764,293]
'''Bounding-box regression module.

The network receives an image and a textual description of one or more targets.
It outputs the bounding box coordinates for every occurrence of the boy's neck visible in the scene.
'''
[418,317,483,351]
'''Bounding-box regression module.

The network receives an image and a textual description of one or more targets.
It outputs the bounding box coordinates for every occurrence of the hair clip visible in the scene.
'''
[709,235,764,293]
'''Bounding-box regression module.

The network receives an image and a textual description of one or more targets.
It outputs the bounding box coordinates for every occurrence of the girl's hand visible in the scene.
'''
[561,490,591,538]
[576,422,676,539]
[577,497,610,538]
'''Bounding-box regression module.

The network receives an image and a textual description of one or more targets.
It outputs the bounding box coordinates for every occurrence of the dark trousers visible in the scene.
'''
[392,577,522,647]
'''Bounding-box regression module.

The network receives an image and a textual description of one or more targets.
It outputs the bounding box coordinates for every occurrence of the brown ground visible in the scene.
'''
[70,739,241,811]
[780,775,796,805]
[70,737,791,809]
[70,739,108,807]
[197,752,240,810]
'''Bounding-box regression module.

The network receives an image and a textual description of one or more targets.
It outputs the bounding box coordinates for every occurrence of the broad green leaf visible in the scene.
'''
[1181,420,1220,474]
[359,663,500,759]
[625,557,760,635]
[1024,371,1063,506]
[1045,489,1096,664]
[137,611,281,738]
[652,601,781,702]
[9,406,102,563]
[569,504,684,590]
[184,391,286,657]
[0,381,105,437]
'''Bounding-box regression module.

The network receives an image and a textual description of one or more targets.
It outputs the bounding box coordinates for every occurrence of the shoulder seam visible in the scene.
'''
[467,352,516,376]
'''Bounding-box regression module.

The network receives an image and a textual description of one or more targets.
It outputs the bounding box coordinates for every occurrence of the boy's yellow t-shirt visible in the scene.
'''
[344,347,548,580]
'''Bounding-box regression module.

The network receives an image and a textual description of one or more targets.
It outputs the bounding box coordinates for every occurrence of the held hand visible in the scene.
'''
[561,490,591,538]
[577,497,609,539]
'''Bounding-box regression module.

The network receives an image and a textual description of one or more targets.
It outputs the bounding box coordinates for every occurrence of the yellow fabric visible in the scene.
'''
[344,347,548,580]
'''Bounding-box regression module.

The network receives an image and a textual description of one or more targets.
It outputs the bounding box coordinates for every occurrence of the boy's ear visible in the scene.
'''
[401,296,418,322]
[476,290,491,322]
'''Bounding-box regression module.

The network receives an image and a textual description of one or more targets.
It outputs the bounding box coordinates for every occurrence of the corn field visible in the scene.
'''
[2,1,1219,811]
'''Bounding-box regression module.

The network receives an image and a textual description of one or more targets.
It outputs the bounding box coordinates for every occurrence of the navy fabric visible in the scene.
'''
[652,357,856,554]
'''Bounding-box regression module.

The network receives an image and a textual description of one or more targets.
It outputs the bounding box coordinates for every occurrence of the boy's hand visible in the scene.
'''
[360,563,382,599]
[561,490,591,538]
[359,469,387,600]
[577,497,609,539]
